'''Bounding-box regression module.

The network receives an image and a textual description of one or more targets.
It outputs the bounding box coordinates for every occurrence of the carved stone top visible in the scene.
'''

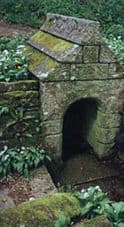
[41,13,104,45]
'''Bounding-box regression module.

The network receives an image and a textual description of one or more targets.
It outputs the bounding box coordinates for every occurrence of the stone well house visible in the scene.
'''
[27,14,124,160]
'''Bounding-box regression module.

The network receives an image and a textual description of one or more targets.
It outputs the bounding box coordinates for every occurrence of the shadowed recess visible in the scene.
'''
[62,98,99,161]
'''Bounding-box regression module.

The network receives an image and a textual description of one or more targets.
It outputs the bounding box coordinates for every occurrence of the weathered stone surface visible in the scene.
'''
[89,140,114,158]
[96,111,121,128]
[0,80,41,148]
[82,215,112,227]
[83,46,99,63]
[18,14,124,159]
[0,90,39,107]
[94,126,119,144]
[71,63,109,80]
[40,79,123,121]
[100,96,123,113]
[100,45,117,63]
[43,134,62,158]
[36,63,70,81]
[42,119,62,136]
[29,31,83,63]
[0,80,38,93]
[41,14,104,45]
[30,167,57,198]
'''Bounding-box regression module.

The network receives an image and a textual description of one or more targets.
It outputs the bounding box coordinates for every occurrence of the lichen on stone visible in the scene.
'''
[30,31,74,53]
[26,45,57,72]
[0,193,81,227]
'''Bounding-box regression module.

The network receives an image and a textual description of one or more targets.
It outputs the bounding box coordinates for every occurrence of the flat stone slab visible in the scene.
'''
[30,166,57,199]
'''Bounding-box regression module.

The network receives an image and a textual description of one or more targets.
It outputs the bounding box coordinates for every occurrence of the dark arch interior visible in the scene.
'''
[62,98,99,161]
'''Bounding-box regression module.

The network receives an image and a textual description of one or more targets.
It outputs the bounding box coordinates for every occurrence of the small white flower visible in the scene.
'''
[81,189,85,193]
[70,76,75,80]
[3,49,9,55]
[0,150,5,156]
[95,186,101,191]
[17,45,25,49]
[29,197,35,201]
[44,112,48,116]
[83,192,89,199]
[4,154,9,161]
[108,45,112,49]
[4,145,8,151]
[20,151,24,154]
[117,36,121,40]
[21,146,25,150]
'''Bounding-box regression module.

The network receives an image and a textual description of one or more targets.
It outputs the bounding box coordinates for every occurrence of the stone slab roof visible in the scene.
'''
[41,14,103,45]
[28,31,82,63]
[27,14,120,81]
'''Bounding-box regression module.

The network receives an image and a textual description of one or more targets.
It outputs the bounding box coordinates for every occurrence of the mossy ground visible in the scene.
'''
[0,193,81,227]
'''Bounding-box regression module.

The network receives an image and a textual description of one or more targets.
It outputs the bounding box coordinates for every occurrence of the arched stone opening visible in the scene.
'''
[62,98,99,161]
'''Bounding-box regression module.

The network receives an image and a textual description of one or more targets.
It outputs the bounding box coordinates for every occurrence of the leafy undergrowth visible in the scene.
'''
[0,36,30,82]
[106,36,124,65]
[0,146,51,177]
[54,186,124,227]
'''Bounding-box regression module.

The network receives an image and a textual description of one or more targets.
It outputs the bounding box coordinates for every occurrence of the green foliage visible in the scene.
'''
[106,36,124,65]
[0,0,44,27]
[0,105,9,116]
[104,202,124,227]
[0,36,29,82]
[75,186,109,218]
[54,212,70,227]
[74,186,124,226]
[0,146,51,177]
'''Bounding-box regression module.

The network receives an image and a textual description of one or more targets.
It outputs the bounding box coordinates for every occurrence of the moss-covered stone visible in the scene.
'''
[83,215,112,227]
[71,63,109,80]
[0,80,38,93]
[100,45,117,63]
[31,31,73,52]
[0,193,81,227]
[83,46,99,63]
[0,90,39,107]
[26,45,57,72]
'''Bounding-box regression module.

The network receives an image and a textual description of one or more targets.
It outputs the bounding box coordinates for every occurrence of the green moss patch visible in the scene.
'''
[26,45,57,71]
[0,193,81,227]
[31,31,73,52]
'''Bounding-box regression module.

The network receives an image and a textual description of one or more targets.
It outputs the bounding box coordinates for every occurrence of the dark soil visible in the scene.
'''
[0,19,34,38]
[0,173,33,205]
